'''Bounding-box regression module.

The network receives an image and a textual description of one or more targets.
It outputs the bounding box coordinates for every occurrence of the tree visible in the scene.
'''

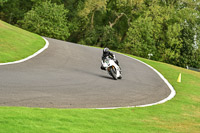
[0,0,33,24]
[79,0,107,29]
[126,0,200,68]
[126,4,181,61]
[178,6,200,68]
[0,0,8,5]
[78,0,132,49]
[18,1,70,40]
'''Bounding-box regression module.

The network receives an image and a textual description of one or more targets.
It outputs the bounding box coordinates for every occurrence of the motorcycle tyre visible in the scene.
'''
[110,66,117,80]
[118,76,122,79]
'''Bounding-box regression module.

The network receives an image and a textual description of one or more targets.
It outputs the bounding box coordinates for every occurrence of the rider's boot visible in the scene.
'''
[101,65,106,70]
[115,60,122,73]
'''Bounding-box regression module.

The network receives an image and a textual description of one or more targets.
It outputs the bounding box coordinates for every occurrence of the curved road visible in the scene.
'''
[0,38,171,108]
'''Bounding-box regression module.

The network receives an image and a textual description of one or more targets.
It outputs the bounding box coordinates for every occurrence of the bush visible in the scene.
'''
[18,1,70,40]
[81,26,119,50]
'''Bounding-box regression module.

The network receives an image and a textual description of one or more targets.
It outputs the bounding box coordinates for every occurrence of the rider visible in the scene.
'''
[101,47,120,70]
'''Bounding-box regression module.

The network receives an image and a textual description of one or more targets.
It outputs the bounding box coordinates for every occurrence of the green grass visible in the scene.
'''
[0,20,45,63]
[0,21,199,132]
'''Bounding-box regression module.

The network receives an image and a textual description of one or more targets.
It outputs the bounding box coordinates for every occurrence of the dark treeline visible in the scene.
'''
[1,0,200,68]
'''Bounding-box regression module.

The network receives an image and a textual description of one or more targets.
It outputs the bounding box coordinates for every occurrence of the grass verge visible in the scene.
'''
[0,54,199,132]
[0,20,45,63]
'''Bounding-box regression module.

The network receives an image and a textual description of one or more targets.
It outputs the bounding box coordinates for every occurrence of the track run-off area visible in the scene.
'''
[0,37,175,109]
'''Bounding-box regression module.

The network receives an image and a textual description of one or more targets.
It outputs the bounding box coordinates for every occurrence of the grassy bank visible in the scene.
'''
[0,53,199,132]
[0,20,45,63]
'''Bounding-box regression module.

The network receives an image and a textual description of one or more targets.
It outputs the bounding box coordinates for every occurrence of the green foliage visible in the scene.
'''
[126,1,200,68]
[18,1,70,40]
[78,0,132,50]
[80,26,119,49]
[177,7,200,68]
[0,0,33,24]
[0,0,8,5]
[79,0,106,17]
[126,15,155,58]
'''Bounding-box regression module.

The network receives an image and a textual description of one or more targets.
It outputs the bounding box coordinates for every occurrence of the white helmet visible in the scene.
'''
[103,47,109,53]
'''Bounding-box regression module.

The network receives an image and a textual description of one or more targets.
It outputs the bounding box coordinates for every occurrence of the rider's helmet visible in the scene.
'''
[103,47,109,54]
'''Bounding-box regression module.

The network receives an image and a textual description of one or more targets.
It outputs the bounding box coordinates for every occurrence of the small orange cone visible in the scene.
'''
[177,73,181,83]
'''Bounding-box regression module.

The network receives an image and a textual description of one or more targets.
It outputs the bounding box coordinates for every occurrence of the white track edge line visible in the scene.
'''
[61,43,176,109]
[0,37,176,109]
[0,37,49,65]
[96,53,176,109]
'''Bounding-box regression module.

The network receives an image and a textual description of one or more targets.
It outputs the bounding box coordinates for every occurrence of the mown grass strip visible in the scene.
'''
[0,20,45,63]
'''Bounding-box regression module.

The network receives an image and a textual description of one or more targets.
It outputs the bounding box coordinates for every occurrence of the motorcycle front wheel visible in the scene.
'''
[110,66,117,80]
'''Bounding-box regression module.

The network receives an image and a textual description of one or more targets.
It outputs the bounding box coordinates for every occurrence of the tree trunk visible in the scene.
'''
[91,11,95,29]
[109,13,127,28]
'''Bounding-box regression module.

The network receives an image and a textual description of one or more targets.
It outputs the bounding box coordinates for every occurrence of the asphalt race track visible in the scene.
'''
[0,38,171,108]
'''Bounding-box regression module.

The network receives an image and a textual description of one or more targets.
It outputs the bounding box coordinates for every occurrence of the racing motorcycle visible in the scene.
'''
[101,57,122,80]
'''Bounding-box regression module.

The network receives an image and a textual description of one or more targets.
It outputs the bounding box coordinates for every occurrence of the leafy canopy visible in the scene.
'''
[18,1,70,40]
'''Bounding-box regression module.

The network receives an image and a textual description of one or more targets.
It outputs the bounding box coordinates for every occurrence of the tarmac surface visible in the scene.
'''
[0,38,171,108]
